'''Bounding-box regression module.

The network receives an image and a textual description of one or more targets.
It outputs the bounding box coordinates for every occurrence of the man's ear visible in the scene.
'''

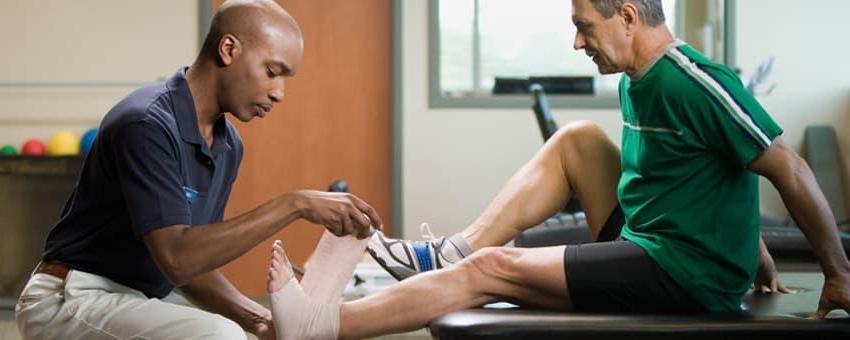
[619,3,640,34]
[218,33,242,66]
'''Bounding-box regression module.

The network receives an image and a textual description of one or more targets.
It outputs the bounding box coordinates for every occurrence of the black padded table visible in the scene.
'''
[429,271,850,339]
[513,212,850,260]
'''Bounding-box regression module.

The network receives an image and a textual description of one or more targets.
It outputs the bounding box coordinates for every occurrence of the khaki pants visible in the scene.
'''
[15,269,246,340]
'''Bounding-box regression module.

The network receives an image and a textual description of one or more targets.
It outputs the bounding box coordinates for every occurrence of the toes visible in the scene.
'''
[268,240,296,293]
[272,240,295,281]
[268,267,282,293]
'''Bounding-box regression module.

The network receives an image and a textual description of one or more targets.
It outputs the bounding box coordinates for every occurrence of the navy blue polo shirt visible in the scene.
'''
[43,67,243,298]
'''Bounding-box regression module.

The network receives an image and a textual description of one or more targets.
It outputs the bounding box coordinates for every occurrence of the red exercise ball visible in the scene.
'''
[21,139,46,156]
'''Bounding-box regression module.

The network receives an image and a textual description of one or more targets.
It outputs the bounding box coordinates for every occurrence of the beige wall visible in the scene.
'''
[399,0,623,238]
[736,0,850,218]
[4,0,847,236]
[0,0,198,148]
[399,0,850,238]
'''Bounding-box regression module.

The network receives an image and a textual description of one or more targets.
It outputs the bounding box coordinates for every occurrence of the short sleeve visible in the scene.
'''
[113,121,191,236]
[679,65,783,167]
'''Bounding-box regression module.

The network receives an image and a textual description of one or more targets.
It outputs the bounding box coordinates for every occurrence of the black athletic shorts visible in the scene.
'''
[563,205,706,313]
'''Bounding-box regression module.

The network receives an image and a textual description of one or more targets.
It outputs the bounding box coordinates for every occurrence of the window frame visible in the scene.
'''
[427,0,737,109]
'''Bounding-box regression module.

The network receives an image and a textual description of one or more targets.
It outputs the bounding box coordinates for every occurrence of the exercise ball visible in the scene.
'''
[80,128,98,156]
[1,145,16,155]
[21,139,46,156]
[46,131,80,156]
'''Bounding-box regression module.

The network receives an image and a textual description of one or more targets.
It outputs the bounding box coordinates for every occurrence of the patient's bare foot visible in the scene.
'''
[267,240,340,340]
[268,240,295,294]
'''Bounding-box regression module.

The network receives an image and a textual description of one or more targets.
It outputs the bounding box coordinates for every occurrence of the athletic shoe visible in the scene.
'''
[366,223,464,281]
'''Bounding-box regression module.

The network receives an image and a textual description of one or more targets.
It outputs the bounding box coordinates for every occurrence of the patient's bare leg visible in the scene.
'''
[338,246,569,340]
[463,121,622,249]
[270,237,569,340]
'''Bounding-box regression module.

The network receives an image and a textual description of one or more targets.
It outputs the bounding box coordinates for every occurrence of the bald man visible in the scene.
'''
[14,1,381,339]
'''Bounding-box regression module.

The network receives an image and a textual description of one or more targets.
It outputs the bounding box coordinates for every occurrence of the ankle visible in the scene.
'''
[337,304,357,340]
[447,233,474,258]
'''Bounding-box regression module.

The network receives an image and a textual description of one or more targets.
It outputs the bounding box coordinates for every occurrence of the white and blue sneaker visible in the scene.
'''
[366,223,467,281]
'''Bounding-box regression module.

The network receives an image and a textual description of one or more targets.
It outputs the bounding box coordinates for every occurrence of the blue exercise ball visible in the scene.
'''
[80,128,98,156]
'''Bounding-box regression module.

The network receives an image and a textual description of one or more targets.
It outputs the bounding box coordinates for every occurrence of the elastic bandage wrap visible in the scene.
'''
[271,278,340,340]
[301,230,371,304]
[272,230,371,340]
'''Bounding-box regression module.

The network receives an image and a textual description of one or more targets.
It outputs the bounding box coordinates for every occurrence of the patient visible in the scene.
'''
[269,0,850,339]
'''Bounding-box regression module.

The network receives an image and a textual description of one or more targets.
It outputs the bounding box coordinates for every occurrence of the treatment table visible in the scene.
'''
[430,265,849,339]
[432,215,850,339]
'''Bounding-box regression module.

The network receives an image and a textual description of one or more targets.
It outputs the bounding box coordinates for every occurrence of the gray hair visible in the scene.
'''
[589,0,666,27]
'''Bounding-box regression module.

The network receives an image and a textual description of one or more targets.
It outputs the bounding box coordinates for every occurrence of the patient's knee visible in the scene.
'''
[553,120,603,141]
[461,247,521,282]
[550,121,608,151]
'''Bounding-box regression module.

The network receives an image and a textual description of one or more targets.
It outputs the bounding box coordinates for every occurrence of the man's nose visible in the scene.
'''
[269,79,285,103]
[574,32,585,51]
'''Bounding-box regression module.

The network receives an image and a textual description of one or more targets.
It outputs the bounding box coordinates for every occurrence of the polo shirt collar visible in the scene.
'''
[167,67,233,157]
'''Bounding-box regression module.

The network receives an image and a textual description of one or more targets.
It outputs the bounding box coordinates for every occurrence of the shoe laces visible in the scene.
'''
[420,223,436,242]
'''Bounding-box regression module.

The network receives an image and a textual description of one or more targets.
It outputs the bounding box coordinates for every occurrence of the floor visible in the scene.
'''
[1,308,19,340]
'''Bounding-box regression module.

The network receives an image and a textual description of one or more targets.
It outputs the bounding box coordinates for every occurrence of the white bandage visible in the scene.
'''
[301,230,371,303]
[271,231,370,340]
[271,278,340,340]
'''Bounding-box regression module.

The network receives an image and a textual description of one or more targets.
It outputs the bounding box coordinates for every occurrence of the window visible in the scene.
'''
[430,0,733,108]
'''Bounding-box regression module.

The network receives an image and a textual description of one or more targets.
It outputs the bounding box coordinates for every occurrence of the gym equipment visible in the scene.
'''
[80,128,98,156]
[801,126,848,227]
[328,179,349,193]
[46,131,80,156]
[0,156,83,303]
[0,145,16,155]
[528,76,593,95]
[762,225,850,260]
[20,139,46,156]
[494,77,593,94]
[515,213,590,247]
[430,269,849,339]
[530,84,559,142]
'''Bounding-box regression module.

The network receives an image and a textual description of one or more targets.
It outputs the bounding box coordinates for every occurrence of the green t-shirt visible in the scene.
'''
[618,42,783,312]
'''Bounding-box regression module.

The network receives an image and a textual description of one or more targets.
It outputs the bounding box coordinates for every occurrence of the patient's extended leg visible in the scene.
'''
[269,239,569,340]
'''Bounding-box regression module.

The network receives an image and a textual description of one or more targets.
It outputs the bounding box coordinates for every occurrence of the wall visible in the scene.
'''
[220,0,392,297]
[399,0,623,238]
[399,0,850,238]
[5,0,847,260]
[0,0,198,149]
[736,0,850,218]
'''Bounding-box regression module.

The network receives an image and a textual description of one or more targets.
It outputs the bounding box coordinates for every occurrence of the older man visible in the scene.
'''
[267,0,850,339]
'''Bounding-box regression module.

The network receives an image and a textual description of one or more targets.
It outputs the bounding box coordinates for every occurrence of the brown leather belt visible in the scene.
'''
[35,261,71,280]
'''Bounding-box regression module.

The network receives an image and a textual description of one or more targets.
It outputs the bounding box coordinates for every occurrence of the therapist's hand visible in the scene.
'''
[294,190,382,239]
